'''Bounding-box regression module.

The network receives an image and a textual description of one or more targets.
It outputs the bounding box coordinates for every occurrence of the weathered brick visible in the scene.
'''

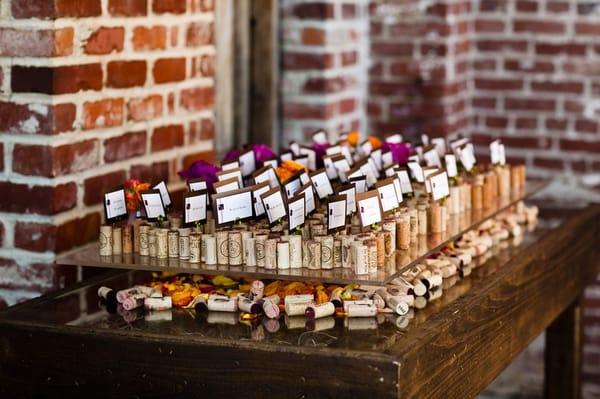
[0,102,75,135]
[104,131,147,163]
[12,140,99,177]
[0,182,76,215]
[576,22,600,35]
[127,95,163,121]
[180,86,214,111]
[302,27,325,45]
[106,61,147,88]
[84,27,124,55]
[130,161,170,183]
[12,0,101,18]
[291,3,334,19]
[132,26,167,51]
[0,28,73,57]
[82,98,124,130]
[186,21,213,47]
[283,52,335,70]
[475,78,523,91]
[153,0,186,14]
[108,0,147,16]
[11,64,103,94]
[531,80,583,94]
[153,58,186,83]
[505,98,555,111]
[514,20,565,34]
[183,150,216,169]
[151,124,184,152]
[84,170,127,206]
[188,118,214,143]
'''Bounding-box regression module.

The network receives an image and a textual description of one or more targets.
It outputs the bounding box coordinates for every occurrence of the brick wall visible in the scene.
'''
[0,0,215,307]
[280,0,370,143]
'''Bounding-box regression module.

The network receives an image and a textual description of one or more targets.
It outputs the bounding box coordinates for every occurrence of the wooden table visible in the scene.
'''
[0,202,598,398]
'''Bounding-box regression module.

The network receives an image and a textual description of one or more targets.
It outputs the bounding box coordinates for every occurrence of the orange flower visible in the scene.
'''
[367,135,382,150]
[347,131,360,146]
[276,160,306,182]
[124,179,151,212]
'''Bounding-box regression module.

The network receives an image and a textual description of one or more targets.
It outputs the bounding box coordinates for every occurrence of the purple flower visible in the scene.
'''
[223,148,242,162]
[311,142,329,168]
[252,144,276,163]
[382,142,412,165]
[178,160,220,191]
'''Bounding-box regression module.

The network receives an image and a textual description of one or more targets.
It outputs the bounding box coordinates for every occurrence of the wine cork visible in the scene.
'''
[207,295,238,312]
[255,235,267,268]
[417,203,427,235]
[306,240,321,270]
[448,186,460,215]
[99,225,113,256]
[200,234,210,262]
[471,176,483,210]
[189,233,201,263]
[156,228,168,258]
[178,228,191,260]
[409,208,418,241]
[132,219,142,253]
[398,214,410,250]
[289,235,302,269]
[347,303,378,318]
[440,204,447,232]
[341,236,353,269]
[240,231,253,263]
[264,238,278,270]
[168,230,179,258]
[366,239,378,273]
[277,241,290,269]
[228,231,243,266]
[482,173,493,209]
[112,226,122,255]
[216,231,229,265]
[148,228,157,257]
[382,221,396,254]
[122,225,133,254]
[204,235,217,265]
[375,233,385,267]
[428,201,442,234]
[139,224,150,256]
[333,238,342,268]
[320,236,334,270]
[170,216,182,230]
[354,243,369,274]
[305,302,335,320]
[244,237,257,266]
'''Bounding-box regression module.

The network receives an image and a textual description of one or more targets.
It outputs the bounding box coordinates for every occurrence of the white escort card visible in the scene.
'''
[217,167,243,188]
[356,191,383,228]
[184,191,207,224]
[214,177,239,194]
[153,181,172,209]
[214,187,254,226]
[310,169,333,199]
[338,184,356,215]
[104,188,127,223]
[250,182,270,217]
[376,177,400,214]
[327,195,347,234]
[297,182,316,215]
[141,190,166,221]
[253,165,279,189]
[238,149,256,177]
[260,187,287,225]
[428,171,450,201]
[444,154,458,178]
[188,178,207,192]
[287,193,306,232]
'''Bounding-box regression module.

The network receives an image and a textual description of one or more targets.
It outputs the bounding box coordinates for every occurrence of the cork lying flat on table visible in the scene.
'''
[1,201,598,398]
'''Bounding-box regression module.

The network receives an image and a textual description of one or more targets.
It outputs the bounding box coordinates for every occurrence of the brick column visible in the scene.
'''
[0,0,215,306]
[280,0,370,143]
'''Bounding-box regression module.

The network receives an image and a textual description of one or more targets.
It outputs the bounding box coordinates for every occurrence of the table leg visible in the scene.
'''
[544,299,582,399]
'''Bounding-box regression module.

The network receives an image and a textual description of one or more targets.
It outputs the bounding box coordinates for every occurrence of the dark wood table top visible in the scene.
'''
[1,199,599,398]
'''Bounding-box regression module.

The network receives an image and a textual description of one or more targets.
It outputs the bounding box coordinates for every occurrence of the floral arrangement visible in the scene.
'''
[223,144,277,165]
[276,160,306,182]
[178,160,220,191]
[124,179,150,213]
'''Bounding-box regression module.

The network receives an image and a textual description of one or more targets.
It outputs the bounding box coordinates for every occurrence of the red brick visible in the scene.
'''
[283,52,335,70]
[372,42,413,57]
[0,143,3,172]
[474,19,504,33]
[473,59,496,71]
[472,97,496,109]
[486,116,508,129]
[195,54,215,77]
[514,19,565,34]
[0,102,75,135]
[477,40,528,53]
[106,61,146,88]
[576,23,600,35]
[291,3,334,19]
[84,170,126,206]
[302,27,325,45]
[536,42,587,56]
[534,157,564,170]
[186,21,214,47]
[546,118,567,130]
[82,98,124,130]
[564,100,583,113]
[104,131,147,163]
[531,81,583,94]
[188,118,215,143]
[84,27,124,55]
[127,95,163,122]
[547,2,570,12]
[12,140,98,177]
[130,161,170,183]
[0,182,76,215]
[504,59,554,73]
[341,51,358,66]
[180,86,214,111]
[560,139,600,153]
[475,78,523,91]
[339,98,356,114]
[283,103,337,119]
[153,58,186,83]
[503,135,550,149]
[505,98,555,111]
[515,117,537,130]
[575,119,599,134]
[153,0,186,14]
[516,0,538,12]
[303,77,347,94]
[170,26,178,47]
[183,150,216,169]
[11,0,53,19]
[342,3,356,18]
[132,26,167,51]
[11,64,102,94]
[15,213,101,253]
[11,0,101,18]
[0,28,72,57]
[108,0,147,16]
[152,124,184,152]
